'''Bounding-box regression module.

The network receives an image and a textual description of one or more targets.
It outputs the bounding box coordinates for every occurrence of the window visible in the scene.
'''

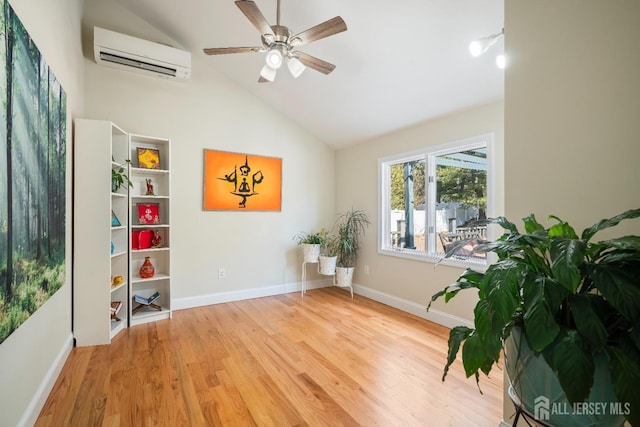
[378,134,493,266]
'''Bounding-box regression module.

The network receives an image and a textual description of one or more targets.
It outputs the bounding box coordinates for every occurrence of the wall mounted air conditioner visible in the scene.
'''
[94,26,191,80]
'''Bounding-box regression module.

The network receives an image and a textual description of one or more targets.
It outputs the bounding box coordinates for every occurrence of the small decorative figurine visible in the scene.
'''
[151,230,162,248]
[145,179,155,196]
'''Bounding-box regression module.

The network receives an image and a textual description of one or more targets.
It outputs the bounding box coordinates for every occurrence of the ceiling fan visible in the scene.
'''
[203,0,347,82]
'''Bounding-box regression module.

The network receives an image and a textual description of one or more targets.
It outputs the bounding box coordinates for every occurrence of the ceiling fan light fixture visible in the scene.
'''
[263,34,276,45]
[265,48,283,69]
[287,56,305,78]
[260,64,277,81]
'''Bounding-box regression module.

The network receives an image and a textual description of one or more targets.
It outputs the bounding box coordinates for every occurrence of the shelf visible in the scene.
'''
[110,319,126,338]
[130,306,171,326]
[132,247,170,254]
[131,195,169,200]
[74,119,130,346]
[110,282,127,293]
[130,167,169,175]
[129,133,171,328]
[111,161,127,169]
[111,250,127,259]
[130,273,170,284]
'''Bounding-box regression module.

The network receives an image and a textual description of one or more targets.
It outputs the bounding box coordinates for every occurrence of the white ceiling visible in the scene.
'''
[115,0,504,148]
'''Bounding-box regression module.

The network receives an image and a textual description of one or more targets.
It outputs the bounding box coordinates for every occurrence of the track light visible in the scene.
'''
[469,28,504,57]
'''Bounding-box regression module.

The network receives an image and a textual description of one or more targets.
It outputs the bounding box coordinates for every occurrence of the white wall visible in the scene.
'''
[505,0,640,230]
[502,1,640,423]
[0,0,84,425]
[334,101,504,322]
[83,0,336,307]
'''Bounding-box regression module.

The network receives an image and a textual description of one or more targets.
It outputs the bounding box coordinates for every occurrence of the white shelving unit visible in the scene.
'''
[128,133,172,326]
[74,119,129,346]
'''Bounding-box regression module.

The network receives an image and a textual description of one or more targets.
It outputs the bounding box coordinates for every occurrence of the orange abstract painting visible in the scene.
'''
[203,149,282,211]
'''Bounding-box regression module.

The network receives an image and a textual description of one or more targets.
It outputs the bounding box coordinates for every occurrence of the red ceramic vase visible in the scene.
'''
[139,257,155,278]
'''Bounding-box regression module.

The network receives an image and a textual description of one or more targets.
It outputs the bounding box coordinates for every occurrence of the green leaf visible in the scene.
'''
[591,264,640,325]
[484,260,520,332]
[522,280,560,351]
[608,346,640,426]
[581,208,640,242]
[458,268,486,283]
[442,326,472,381]
[486,216,519,234]
[461,332,488,378]
[427,280,480,311]
[523,214,544,234]
[600,235,640,251]
[548,220,579,239]
[553,330,595,403]
[473,300,502,362]
[569,294,609,349]
[550,238,585,293]
[539,277,570,312]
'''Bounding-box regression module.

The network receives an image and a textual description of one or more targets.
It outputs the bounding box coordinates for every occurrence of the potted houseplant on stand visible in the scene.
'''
[294,229,326,263]
[334,209,370,290]
[428,209,640,427]
[318,233,338,276]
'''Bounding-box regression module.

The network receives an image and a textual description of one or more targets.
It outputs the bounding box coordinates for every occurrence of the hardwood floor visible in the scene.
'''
[36,287,503,426]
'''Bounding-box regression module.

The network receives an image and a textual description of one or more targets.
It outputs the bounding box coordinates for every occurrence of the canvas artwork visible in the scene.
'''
[137,147,160,169]
[203,149,282,211]
[0,1,67,345]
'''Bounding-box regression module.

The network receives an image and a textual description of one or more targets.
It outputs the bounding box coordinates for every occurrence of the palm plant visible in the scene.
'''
[334,209,370,268]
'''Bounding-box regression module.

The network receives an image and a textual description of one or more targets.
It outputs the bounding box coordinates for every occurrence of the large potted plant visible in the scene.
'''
[333,208,370,288]
[428,209,640,426]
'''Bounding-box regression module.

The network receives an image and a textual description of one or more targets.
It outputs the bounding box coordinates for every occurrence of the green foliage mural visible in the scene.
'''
[0,0,67,345]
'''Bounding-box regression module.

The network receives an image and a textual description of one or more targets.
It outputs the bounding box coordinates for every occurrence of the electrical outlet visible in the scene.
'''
[364,264,370,275]
[218,268,225,279]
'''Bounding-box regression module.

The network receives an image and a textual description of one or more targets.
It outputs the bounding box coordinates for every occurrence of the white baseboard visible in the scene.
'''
[499,420,511,427]
[352,284,474,329]
[172,278,332,311]
[19,333,73,427]
[172,280,473,331]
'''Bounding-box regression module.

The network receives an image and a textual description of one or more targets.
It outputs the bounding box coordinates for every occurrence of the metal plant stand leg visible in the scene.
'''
[301,261,318,297]
[508,386,554,427]
[332,273,353,299]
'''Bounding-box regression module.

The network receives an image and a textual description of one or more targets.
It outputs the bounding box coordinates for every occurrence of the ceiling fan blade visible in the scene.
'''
[291,16,347,46]
[258,76,270,83]
[295,52,336,75]
[203,47,264,55]
[235,0,275,38]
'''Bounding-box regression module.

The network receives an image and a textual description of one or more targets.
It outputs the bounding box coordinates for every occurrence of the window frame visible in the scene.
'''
[377,133,495,268]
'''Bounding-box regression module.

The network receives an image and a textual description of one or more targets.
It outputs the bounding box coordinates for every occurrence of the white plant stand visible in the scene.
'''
[301,261,319,297]
[301,261,353,299]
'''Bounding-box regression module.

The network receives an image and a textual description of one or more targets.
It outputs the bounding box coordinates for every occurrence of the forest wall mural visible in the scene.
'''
[0,0,67,345]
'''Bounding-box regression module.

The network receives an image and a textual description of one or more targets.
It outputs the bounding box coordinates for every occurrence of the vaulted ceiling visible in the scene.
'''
[115,0,504,148]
